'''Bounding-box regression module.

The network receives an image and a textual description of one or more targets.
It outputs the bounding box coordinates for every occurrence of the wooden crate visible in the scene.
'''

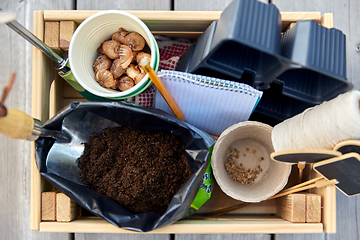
[31,10,336,234]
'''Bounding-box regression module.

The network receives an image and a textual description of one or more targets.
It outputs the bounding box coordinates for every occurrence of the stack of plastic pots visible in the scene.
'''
[176,0,352,125]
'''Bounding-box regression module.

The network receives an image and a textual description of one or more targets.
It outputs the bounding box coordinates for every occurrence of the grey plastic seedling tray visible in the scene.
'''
[177,0,351,98]
[278,20,350,104]
[177,0,282,89]
[176,0,353,124]
[176,0,352,122]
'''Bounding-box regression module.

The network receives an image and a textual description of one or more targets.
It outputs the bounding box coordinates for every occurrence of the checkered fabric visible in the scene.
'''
[128,35,192,107]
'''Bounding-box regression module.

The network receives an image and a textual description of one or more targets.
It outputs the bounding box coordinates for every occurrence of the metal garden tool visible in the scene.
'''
[0,72,86,184]
[0,11,105,101]
[0,73,117,183]
[0,73,70,142]
[45,108,120,184]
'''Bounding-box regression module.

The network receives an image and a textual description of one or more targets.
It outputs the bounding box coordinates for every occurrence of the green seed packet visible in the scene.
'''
[183,146,214,217]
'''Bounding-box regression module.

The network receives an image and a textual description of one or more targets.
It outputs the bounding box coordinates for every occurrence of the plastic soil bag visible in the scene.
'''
[35,101,215,232]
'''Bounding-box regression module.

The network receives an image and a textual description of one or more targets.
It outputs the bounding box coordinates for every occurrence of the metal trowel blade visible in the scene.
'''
[40,128,71,142]
[46,110,120,185]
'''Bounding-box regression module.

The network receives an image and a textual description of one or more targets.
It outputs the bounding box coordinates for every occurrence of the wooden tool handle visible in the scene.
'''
[0,108,34,139]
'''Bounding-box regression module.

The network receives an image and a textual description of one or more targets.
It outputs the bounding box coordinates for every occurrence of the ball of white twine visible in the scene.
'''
[272,90,360,152]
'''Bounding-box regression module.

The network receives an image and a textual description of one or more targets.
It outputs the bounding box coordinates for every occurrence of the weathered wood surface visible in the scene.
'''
[174,0,267,10]
[0,0,72,239]
[76,1,171,10]
[176,235,271,240]
[0,0,359,240]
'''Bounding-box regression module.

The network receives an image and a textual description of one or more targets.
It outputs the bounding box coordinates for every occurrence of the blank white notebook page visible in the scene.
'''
[154,71,262,136]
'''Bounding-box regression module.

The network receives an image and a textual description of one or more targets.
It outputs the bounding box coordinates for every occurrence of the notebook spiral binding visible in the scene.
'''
[155,70,263,135]
[158,70,262,97]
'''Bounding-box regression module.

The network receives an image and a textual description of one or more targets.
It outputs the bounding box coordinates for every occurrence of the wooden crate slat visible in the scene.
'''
[32,10,335,234]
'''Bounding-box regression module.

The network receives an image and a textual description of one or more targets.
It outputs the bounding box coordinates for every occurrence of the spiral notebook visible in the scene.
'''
[155,70,263,135]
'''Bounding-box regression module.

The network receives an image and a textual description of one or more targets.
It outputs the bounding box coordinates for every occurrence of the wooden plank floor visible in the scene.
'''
[0,0,359,239]
[0,1,73,240]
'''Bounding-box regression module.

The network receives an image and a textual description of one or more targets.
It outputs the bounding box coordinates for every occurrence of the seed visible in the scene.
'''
[224,148,261,185]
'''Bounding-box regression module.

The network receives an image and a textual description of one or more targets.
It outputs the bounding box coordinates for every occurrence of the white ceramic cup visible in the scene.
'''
[69,10,159,100]
[211,121,292,202]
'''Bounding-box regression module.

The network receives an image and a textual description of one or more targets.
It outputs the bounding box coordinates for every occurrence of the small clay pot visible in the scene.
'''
[211,121,291,202]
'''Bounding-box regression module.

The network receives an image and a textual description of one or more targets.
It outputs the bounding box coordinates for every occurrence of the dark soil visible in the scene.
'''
[77,126,193,214]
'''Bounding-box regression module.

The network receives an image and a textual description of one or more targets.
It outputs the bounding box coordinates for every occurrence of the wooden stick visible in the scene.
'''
[297,161,306,183]
[204,178,337,217]
[202,202,253,217]
[268,179,338,199]
[140,58,185,121]
[282,176,324,193]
